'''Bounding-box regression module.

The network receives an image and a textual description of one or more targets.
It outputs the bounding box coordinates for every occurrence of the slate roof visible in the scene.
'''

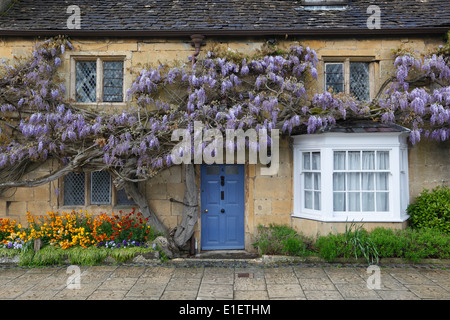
[320,120,410,134]
[0,0,449,35]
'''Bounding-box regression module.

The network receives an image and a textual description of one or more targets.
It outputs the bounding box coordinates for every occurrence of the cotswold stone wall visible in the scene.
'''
[408,139,450,199]
[241,137,293,251]
[0,160,59,225]
[0,35,448,247]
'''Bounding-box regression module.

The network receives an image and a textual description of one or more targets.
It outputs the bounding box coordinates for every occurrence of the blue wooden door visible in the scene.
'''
[201,164,245,250]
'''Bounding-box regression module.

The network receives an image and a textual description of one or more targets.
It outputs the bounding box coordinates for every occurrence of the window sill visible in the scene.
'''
[291,212,409,223]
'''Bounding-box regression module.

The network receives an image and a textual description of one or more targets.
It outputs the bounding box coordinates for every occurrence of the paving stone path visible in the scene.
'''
[0,263,449,300]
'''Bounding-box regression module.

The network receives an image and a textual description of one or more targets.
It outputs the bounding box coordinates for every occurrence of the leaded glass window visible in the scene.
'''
[63,170,138,207]
[103,61,124,102]
[325,63,344,94]
[64,172,85,206]
[350,62,370,101]
[324,60,371,101]
[76,61,97,103]
[75,58,124,103]
[90,171,111,205]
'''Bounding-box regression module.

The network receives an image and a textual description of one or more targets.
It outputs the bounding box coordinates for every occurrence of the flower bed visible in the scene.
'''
[254,223,450,264]
[0,209,162,266]
[1,208,159,251]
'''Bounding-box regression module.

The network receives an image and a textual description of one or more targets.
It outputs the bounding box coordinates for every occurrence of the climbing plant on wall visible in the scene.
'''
[0,34,448,251]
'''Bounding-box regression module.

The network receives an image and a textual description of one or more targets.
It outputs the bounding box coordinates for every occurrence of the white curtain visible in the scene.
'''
[312,152,321,170]
[348,151,360,170]
[333,151,346,211]
[334,151,346,170]
[303,152,321,211]
[347,172,360,211]
[332,150,389,212]
[303,152,310,170]
[376,172,389,211]
[304,172,321,210]
[377,151,389,170]
[362,151,375,170]
[362,172,375,211]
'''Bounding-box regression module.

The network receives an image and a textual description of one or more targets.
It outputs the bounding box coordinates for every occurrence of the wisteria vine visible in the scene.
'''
[0,35,449,191]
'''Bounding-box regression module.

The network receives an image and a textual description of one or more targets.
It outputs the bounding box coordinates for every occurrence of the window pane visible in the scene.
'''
[362,173,374,190]
[206,166,220,175]
[225,165,239,175]
[305,191,313,209]
[333,173,346,191]
[362,151,375,170]
[314,192,321,210]
[313,173,321,191]
[347,173,360,191]
[64,172,85,206]
[312,152,320,170]
[377,151,389,170]
[333,192,345,211]
[103,61,124,102]
[116,188,136,205]
[303,152,311,170]
[76,61,97,103]
[362,192,375,211]
[334,151,346,170]
[348,192,360,211]
[304,172,313,190]
[325,63,344,93]
[376,192,389,211]
[376,173,389,191]
[91,171,111,205]
[350,62,370,101]
[348,151,360,170]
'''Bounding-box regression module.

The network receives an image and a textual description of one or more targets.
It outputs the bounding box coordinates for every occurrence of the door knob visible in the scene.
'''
[221,209,225,213]
[204,209,208,213]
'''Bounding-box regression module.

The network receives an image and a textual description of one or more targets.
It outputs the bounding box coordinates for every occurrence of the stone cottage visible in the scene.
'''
[0,0,449,253]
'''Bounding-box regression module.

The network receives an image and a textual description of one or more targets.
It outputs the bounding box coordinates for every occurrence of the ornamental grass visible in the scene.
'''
[0,208,156,250]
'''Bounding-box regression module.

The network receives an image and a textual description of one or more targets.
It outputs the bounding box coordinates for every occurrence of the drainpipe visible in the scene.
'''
[189,34,205,256]
[190,34,205,68]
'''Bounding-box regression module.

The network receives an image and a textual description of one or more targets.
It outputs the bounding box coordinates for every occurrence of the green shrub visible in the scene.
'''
[316,222,379,264]
[316,223,450,263]
[401,228,450,261]
[368,227,450,262]
[316,234,339,262]
[253,224,314,257]
[407,185,450,234]
[368,227,408,258]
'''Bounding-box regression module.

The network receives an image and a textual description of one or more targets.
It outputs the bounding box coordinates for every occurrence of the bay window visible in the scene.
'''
[293,125,410,222]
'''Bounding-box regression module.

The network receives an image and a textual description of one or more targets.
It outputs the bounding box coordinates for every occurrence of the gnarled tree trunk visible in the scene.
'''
[122,180,168,234]
[172,164,198,248]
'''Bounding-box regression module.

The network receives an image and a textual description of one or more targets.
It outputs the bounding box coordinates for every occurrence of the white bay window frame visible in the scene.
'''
[293,131,410,223]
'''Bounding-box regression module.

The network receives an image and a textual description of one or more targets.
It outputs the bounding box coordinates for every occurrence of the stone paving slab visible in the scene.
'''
[0,262,449,301]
